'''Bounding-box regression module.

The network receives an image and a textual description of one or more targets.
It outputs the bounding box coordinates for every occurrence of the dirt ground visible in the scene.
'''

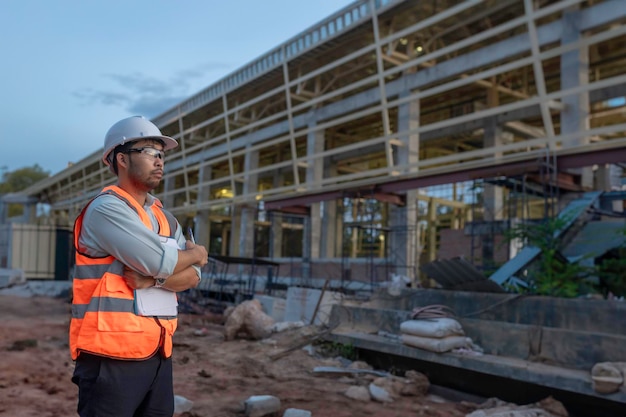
[0,294,548,417]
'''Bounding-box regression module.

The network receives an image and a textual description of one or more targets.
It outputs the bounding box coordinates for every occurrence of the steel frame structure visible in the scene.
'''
[17,0,626,270]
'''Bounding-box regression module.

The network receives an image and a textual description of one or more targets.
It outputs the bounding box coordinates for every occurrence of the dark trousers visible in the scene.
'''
[72,353,174,417]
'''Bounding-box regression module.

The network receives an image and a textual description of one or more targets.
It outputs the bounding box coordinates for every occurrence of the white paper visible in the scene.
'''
[134,237,179,316]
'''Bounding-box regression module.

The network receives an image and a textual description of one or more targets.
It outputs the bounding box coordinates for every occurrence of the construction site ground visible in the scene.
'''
[0,294,570,417]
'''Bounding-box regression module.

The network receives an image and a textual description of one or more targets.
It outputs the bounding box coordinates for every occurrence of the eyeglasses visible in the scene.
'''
[125,147,165,161]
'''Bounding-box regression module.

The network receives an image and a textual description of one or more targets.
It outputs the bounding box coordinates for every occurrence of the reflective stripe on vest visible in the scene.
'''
[70,185,178,360]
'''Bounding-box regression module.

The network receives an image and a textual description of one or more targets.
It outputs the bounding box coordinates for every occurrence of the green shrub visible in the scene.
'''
[503,216,592,297]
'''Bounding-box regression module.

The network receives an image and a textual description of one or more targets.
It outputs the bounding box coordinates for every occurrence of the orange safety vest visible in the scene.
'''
[70,185,178,360]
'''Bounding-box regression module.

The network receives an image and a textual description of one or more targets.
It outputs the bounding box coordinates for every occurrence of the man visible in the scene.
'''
[70,115,208,417]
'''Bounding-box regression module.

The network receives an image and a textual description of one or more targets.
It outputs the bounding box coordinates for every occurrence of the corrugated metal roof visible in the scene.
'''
[562,219,626,266]
[489,191,602,285]
[420,257,505,293]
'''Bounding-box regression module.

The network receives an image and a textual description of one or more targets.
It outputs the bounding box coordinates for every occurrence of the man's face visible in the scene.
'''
[124,139,165,191]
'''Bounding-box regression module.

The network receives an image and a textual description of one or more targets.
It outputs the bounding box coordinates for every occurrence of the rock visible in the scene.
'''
[174,395,193,413]
[243,395,281,417]
[348,360,373,370]
[369,383,393,403]
[402,370,430,396]
[371,376,404,398]
[312,366,388,378]
[466,396,567,417]
[536,396,568,417]
[283,408,312,417]
[271,321,306,333]
[0,268,26,289]
[465,407,556,416]
[224,299,276,341]
[344,386,371,402]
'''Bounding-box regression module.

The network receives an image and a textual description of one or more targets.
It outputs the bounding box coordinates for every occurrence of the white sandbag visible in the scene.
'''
[401,334,471,353]
[591,362,625,394]
[400,318,464,338]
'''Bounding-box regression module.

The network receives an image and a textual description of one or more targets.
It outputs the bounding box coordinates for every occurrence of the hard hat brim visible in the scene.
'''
[153,135,178,151]
[102,134,178,168]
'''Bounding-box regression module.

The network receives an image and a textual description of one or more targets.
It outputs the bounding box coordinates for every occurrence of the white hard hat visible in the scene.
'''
[102,116,178,167]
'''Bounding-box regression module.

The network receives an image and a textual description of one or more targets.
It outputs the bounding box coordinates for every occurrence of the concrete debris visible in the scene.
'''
[0,280,71,298]
[224,299,276,341]
[271,320,306,333]
[174,395,193,413]
[466,397,568,417]
[0,268,26,288]
[348,360,374,370]
[243,395,281,417]
[312,366,389,378]
[371,373,429,398]
[403,370,430,396]
[343,386,371,402]
[193,327,209,336]
[380,273,411,296]
[466,407,557,417]
[340,371,430,404]
[282,408,312,417]
[369,383,393,403]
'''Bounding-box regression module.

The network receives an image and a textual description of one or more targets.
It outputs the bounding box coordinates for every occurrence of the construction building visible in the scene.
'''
[2,0,626,292]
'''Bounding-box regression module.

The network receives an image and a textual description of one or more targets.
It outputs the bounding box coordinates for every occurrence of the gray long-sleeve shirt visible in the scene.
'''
[78,192,200,280]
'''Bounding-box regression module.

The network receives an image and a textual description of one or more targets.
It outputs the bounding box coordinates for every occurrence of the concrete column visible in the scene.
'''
[195,163,212,252]
[0,200,6,224]
[321,164,338,258]
[306,124,325,259]
[21,203,36,223]
[394,92,419,174]
[163,176,175,208]
[230,207,242,257]
[561,8,592,189]
[391,93,420,286]
[482,116,504,271]
[483,116,504,221]
[270,175,284,258]
[237,147,259,258]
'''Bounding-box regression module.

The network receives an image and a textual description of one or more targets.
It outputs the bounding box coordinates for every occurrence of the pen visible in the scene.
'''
[188,227,195,244]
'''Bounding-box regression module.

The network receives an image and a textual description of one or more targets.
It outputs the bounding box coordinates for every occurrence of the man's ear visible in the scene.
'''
[117,152,127,168]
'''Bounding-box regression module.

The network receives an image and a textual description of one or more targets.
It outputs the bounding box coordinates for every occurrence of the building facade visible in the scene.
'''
[12,0,626,287]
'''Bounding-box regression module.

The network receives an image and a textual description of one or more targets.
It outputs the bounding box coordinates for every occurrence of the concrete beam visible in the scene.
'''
[167,1,626,173]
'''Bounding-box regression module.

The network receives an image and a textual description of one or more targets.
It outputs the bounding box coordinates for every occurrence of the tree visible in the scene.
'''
[503,216,592,297]
[595,226,626,298]
[0,164,50,218]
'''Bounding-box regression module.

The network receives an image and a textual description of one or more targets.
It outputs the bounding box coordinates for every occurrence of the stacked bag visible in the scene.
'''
[400,305,473,353]
[591,361,626,394]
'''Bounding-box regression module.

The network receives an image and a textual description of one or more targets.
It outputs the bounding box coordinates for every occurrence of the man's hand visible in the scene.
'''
[185,240,208,267]
[123,266,155,289]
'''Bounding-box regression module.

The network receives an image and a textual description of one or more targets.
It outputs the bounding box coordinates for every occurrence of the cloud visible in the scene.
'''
[128,96,187,117]
[73,61,231,118]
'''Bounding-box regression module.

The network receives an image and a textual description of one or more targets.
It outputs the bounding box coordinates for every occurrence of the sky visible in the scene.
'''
[0,0,355,177]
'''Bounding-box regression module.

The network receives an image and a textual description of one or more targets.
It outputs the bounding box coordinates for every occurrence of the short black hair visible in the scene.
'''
[110,138,165,175]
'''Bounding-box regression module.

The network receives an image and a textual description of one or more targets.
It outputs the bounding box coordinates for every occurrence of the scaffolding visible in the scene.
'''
[469,147,560,272]
[340,191,418,293]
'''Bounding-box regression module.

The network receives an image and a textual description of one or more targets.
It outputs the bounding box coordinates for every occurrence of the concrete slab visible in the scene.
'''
[327,330,626,405]
[284,287,343,326]
[254,294,286,322]
[330,304,626,371]
[364,289,626,335]
[0,281,71,298]
[0,268,26,288]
